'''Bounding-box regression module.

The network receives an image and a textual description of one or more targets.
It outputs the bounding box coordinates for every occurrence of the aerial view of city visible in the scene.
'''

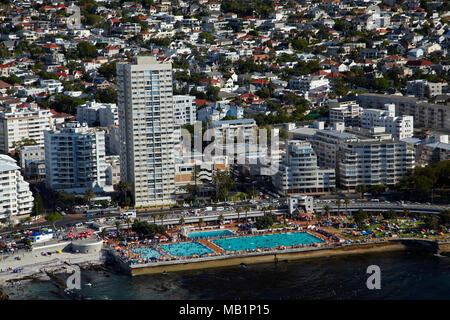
[0,0,449,312]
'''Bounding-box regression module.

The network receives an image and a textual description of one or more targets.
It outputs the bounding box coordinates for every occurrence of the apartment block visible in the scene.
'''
[0,105,53,154]
[117,56,176,206]
[336,139,415,189]
[361,104,414,140]
[357,93,450,132]
[173,95,196,125]
[406,80,445,99]
[0,154,33,220]
[273,141,335,195]
[76,101,118,127]
[44,122,111,194]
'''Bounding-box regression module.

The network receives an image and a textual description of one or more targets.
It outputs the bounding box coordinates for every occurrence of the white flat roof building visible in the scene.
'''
[361,104,414,140]
[0,105,53,153]
[0,154,33,219]
[76,101,118,127]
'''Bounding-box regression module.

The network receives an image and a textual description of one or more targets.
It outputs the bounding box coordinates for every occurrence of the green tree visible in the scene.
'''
[94,87,117,103]
[218,214,225,225]
[353,209,368,226]
[439,210,450,226]
[115,221,122,235]
[324,205,331,220]
[236,207,242,223]
[255,214,275,230]
[382,210,396,220]
[45,212,62,230]
[355,185,368,199]
[336,199,342,215]
[125,217,133,230]
[344,198,350,216]
[76,41,98,59]
[423,216,439,231]
[97,61,117,81]
[32,192,44,217]
[84,188,96,204]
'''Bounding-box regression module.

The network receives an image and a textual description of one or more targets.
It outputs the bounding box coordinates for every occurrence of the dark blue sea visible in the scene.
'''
[4,251,450,300]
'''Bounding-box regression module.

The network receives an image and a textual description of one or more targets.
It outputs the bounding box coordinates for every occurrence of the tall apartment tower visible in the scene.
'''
[117,56,176,206]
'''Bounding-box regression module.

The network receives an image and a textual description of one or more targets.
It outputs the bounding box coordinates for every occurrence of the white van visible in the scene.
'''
[216,207,224,211]
[120,210,136,219]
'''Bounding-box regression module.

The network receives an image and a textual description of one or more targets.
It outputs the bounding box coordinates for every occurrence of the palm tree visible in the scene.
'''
[84,188,96,205]
[344,198,350,216]
[244,205,250,223]
[116,181,131,205]
[179,217,185,226]
[100,228,107,238]
[236,207,242,223]
[336,199,341,216]
[199,217,204,227]
[151,213,157,224]
[115,221,121,236]
[218,214,224,225]
[125,217,132,230]
[159,213,166,226]
[324,205,331,220]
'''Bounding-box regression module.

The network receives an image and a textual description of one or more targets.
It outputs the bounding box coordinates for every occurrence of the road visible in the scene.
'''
[314,201,449,214]
[2,199,449,235]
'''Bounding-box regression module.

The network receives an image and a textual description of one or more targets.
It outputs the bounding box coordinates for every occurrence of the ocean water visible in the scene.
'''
[4,251,450,300]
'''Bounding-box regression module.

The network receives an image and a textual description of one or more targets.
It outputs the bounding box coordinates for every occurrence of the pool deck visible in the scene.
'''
[106,226,414,276]
[124,240,408,276]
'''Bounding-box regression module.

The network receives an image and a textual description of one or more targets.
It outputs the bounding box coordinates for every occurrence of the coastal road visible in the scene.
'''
[314,201,449,214]
[2,200,449,235]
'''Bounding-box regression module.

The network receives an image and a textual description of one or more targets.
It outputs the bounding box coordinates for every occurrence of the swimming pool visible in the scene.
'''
[188,229,235,239]
[131,247,165,259]
[212,232,325,252]
[160,242,214,257]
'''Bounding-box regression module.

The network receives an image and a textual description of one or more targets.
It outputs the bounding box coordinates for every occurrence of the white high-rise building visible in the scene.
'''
[117,56,176,206]
[76,101,118,127]
[0,154,34,220]
[361,104,414,140]
[273,141,335,195]
[0,105,53,153]
[173,95,196,125]
[44,122,111,194]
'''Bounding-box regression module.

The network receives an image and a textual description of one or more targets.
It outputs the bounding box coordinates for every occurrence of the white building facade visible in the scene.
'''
[0,155,34,220]
[117,56,176,206]
[0,105,53,154]
[361,104,414,140]
[273,141,335,195]
[76,101,119,127]
[44,122,111,194]
[173,95,196,125]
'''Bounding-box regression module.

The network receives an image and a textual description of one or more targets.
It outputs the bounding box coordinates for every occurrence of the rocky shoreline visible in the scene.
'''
[0,250,110,299]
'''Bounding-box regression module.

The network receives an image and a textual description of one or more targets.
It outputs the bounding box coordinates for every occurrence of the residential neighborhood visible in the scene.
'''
[0,0,449,303]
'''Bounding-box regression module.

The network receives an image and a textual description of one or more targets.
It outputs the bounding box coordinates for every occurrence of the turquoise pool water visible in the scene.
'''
[131,247,165,259]
[212,232,324,252]
[160,242,214,257]
[188,229,235,239]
